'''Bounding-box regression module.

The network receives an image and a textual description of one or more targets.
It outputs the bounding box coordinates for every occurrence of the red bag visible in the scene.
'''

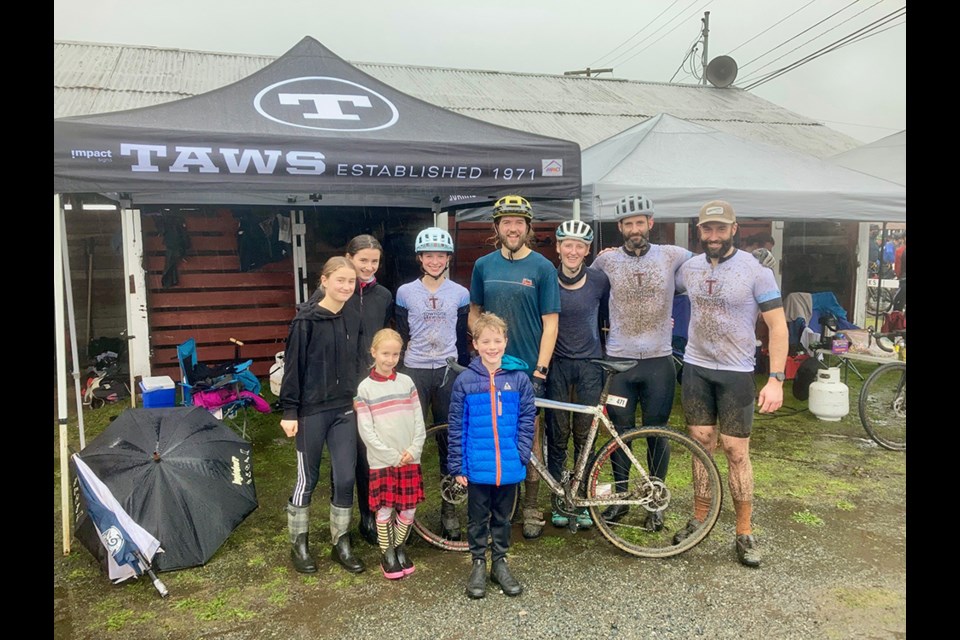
[881,311,906,333]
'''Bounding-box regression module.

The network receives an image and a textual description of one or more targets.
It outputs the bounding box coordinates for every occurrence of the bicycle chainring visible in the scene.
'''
[440,475,468,505]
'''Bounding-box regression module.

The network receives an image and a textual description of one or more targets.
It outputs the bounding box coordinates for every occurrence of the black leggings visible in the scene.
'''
[403,365,454,475]
[291,406,357,508]
[606,356,677,486]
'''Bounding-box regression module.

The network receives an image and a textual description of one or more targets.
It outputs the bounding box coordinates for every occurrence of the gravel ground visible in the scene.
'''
[54,429,906,640]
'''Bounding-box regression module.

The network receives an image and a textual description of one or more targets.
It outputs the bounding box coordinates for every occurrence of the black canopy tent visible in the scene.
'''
[54,36,581,206]
[54,36,582,553]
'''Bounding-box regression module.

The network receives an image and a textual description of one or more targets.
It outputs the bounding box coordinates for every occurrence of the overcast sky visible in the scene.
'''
[53,0,905,144]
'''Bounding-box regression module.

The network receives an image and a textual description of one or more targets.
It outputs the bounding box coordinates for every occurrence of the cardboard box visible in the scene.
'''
[140,376,176,408]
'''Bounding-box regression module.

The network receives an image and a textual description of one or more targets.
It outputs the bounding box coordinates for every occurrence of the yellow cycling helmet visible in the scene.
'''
[492,195,533,220]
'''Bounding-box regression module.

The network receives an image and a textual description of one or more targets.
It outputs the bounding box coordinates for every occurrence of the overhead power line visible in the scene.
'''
[589,0,682,68]
[613,0,717,70]
[739,1,898,84]
[741,8,905,91]
[738,0,862,73]
[726,0,819,56]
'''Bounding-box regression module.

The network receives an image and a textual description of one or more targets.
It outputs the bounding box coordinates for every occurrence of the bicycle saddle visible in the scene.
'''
[591,359,639,374]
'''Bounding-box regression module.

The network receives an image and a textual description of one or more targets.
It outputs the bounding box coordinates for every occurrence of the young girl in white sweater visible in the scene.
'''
[354,328,426,579]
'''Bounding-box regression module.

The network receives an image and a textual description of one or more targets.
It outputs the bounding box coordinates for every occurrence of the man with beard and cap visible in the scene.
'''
[591,194,692,532]
[469,194,560,540]
[673,200,787,568]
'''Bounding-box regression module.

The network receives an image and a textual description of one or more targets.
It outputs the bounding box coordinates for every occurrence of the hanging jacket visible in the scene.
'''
[279,301,362,420]
[447,355,536,486]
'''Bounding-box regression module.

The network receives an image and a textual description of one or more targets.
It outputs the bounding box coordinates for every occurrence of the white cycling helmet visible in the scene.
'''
[615,194,655,221]
[556,219,594,244]
[415,227,454,253]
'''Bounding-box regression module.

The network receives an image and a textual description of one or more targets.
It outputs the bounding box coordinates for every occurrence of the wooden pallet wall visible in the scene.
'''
[143,208,295,381]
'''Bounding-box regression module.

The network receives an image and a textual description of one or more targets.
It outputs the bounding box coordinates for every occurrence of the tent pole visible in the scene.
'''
[573,198,581,222]
[60,205,86,449]
[55,194,72,555]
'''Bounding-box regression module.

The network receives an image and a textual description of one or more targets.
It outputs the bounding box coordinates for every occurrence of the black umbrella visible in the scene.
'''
[73,407,258,572]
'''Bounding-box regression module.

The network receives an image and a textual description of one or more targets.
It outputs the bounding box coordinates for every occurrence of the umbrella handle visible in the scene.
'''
[134,549,169,598]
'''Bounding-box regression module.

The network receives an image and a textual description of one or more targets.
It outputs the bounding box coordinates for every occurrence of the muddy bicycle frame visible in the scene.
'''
[529,394,665,512]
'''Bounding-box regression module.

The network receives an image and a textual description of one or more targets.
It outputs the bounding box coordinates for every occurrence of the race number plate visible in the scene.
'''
[606,394,628,408]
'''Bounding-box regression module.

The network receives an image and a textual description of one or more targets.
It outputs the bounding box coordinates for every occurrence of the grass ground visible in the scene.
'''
[53,364,905,639]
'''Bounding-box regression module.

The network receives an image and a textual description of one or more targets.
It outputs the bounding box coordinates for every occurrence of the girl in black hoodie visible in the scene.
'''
[344,235,394,546]
[280,256,366,575]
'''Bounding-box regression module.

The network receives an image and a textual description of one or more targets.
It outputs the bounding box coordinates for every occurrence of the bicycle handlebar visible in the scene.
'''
[867,327,905,353]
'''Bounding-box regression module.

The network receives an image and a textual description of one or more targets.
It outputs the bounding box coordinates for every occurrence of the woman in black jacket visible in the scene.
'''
[280,256,366,575]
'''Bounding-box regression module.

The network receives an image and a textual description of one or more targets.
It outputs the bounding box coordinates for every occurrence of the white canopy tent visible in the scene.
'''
[581,113,906,224]
[457,114,906,225]
[828,130,906,186]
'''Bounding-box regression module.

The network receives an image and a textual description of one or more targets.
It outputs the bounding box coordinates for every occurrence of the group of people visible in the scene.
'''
[277,193,788,599]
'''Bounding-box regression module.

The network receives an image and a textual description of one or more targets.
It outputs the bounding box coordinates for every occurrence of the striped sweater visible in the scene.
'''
[354,371,427,470]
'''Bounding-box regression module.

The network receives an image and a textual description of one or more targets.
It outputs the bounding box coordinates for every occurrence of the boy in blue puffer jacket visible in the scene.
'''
[448,312,536,599]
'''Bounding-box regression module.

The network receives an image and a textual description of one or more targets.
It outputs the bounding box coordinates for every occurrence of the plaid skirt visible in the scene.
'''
[368,464,425,512]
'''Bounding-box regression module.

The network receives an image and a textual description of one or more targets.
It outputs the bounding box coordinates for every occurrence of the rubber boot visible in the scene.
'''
[286,502,317,574]
[394,518,415,576]
[377,521,404,579]
[490,558,522,597]
[330,505,365,573]
[465,558,487,599]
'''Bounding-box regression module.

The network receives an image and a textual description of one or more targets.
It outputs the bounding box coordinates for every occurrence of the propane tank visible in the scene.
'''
[269,351,285,396]
[808,367,849,422]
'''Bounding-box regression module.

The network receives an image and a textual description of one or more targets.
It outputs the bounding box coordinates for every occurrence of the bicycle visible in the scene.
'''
[413,358,723,558]
[858,327,906,451]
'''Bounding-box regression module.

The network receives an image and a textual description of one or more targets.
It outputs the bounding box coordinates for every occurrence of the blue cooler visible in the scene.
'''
[140,376,177,408]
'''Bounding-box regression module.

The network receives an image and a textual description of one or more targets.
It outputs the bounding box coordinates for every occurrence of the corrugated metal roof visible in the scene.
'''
[54,40,861,157]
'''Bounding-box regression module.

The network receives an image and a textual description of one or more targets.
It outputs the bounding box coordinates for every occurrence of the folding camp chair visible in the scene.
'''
[176,338,255,439]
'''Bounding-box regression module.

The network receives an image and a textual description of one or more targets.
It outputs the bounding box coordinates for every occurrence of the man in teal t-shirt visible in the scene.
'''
[469,194,560,540]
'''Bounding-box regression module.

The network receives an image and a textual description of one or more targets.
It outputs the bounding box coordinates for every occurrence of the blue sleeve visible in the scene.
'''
[538,259,561,314]
[447,375,466,475]
[470,260,485,307]
[515,374,537,466]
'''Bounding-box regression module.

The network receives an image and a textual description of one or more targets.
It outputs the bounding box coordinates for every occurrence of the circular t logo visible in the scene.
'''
[254,77,399,132]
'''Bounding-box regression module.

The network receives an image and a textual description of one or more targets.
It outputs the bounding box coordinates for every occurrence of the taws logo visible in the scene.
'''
[254,77,399,132]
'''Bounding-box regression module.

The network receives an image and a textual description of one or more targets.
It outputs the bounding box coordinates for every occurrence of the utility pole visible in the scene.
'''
[564,67,613,78]
[701,11,710,85]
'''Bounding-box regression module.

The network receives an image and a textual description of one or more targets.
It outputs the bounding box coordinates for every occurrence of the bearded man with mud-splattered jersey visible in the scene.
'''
[590,194,692,531]
[673,200,788,570]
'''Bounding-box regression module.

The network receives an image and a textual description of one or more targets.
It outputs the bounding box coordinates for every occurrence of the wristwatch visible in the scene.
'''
[535,365,549,376]
[769,371,786,382]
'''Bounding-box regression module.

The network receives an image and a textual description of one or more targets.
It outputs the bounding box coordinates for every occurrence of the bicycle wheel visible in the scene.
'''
[866,287,894,314]
[412,423,519,551]
[586,427,722,558]
[858,362,906,451]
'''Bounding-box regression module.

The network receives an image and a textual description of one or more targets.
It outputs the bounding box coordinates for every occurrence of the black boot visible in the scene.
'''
[465,558,487,599]
[358,511,378,547]
[290,533,317,574]
[601,504,630,523]
[490,558,522,597]
[331,534,365,574]
[441,499,462,541]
